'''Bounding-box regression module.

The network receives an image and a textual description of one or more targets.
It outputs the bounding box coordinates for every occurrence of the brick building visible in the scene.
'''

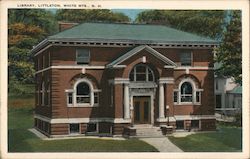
[31,22,217,137]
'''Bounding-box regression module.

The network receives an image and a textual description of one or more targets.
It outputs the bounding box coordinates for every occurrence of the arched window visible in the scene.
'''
[173,78,202,104]
[76,82,90,104]
[129,64,154,82]
[65,78,99,107]
[180,82,193,102]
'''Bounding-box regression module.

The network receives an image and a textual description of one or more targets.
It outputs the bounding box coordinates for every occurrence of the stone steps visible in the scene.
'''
[133,125,164,138]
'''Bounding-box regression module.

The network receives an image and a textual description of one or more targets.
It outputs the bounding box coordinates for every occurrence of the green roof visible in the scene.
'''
[229,86,242,94]
[48,22,217,44]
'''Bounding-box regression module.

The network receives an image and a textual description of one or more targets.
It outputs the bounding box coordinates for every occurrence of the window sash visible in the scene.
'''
[76,49,90,64]
[76,95,90,104]
[180,52,192,66]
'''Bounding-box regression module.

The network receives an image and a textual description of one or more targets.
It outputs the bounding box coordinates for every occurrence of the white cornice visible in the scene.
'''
[35,65,105,74]
[174,67,214,70]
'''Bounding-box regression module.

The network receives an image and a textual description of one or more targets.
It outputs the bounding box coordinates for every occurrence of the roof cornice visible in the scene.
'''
[32,38,218,56]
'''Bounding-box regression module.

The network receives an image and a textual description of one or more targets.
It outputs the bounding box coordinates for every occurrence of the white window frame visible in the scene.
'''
[65,78,99,107]
[175,78,202,105]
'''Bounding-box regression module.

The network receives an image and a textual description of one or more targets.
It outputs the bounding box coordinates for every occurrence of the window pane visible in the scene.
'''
[87,123,97,132]
[77,97,90,103]
[68,93,73,104]
[148,69,154,81]
[174,91,178,102]
[181,82,192,94]
[181,95,192,102]
[76,49,90,64]
[70,124,79,133]
[191,120,199,128]
[180,52,191,66]
[136,73,146,81]
[94,92,98,104]
[196,92,200,103]
[216,95,222,108]
[129,69,134,81]
[77,82,90,95]
[136,65,146,73]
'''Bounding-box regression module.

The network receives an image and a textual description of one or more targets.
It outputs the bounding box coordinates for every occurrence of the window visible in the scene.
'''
[196,92,201,103]
[181,82,193,102]
[69,124,80,134]
[215,80,219,90]
[191,120,199,129]
[76,82,90,104]
[87,123,98,133]
[175,79,202,105]
[45,82,50,106]
[68,93,73,104]
[216,94,222,108]
[176,120,184,129]
[76,49,90,64]
[67,78,100,107]
[174,91,178,103]
[129,64,154,82]
[41,82,45,106]
[180,51,192,66]
[94,92,99,104]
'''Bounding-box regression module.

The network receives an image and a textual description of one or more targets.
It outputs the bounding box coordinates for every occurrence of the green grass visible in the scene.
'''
[168,125,242,152]
[8,96,158,152]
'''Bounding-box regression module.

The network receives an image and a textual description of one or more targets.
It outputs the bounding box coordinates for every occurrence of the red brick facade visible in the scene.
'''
[32,23,217,137]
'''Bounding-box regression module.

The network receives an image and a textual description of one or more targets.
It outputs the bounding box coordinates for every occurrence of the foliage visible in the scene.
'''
[168,125,242,152]
[215,11,242,84]
[136,10,226,39]
[56,9,130,23]
[8,9,57,85]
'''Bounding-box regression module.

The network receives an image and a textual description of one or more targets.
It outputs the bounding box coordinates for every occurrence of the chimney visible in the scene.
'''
[58,22,78,32]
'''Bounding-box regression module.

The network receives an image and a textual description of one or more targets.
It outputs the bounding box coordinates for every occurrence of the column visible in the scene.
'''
[124,83,130,119]
[159,83,165,119]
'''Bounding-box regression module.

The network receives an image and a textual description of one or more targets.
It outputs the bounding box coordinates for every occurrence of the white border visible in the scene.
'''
[1,0,249,159]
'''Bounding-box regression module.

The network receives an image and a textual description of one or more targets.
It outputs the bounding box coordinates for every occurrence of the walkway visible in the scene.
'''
[140,137,183,152]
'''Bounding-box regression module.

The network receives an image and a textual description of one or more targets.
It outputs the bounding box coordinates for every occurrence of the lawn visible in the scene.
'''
[168,125,242,152]
[8,95,158,152]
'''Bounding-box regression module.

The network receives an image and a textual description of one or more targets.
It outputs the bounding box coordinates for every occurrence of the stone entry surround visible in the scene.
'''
[112,77,175,125]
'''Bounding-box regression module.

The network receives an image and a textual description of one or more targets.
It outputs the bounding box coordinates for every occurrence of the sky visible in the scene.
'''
[111,9,147,22]
[48,9,147,22]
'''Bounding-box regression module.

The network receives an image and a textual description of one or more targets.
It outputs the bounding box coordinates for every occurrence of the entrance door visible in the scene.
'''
[133,96,150,124]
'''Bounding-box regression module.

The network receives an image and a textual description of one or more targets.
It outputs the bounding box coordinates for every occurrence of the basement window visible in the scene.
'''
[76,49,90,64]
[69,123,80,134]
[87,123,98,133]
[176,120,184,130]
[191,120,199,129]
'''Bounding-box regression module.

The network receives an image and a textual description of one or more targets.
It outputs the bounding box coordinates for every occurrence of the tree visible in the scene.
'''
[215,11,242,85]
[55,9,130,23]
[136,10,226,39]
[8,9,57,86]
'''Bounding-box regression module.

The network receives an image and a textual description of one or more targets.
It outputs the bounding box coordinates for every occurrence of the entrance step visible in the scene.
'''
[132,125,164,138]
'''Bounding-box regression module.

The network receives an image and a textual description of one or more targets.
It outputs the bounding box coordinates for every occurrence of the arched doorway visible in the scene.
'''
[129,64,157,125]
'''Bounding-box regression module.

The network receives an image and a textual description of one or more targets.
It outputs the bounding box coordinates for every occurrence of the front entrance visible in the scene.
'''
[133,96,151,124]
